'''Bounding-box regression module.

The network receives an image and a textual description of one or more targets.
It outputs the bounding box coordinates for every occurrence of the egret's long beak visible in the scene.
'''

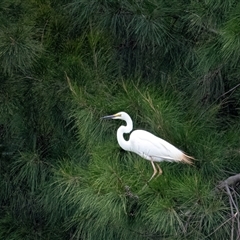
[101,115,115,120]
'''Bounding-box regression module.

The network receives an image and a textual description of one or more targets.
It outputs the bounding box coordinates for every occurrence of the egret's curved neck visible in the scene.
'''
[116,117,133,151]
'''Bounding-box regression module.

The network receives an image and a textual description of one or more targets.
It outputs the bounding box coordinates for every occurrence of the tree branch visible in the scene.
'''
[217,173,240,240]
[218,174,240,189]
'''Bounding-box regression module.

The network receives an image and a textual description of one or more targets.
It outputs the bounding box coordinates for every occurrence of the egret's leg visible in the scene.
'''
[156,164,163,177]
[148,161,158,182]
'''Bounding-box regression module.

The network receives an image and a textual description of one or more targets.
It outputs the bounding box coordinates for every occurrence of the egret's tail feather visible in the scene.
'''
[181,153,194,165]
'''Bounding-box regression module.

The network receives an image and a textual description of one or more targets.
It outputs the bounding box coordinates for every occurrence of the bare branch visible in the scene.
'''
[218,174,240,189]
[217,173,240,239]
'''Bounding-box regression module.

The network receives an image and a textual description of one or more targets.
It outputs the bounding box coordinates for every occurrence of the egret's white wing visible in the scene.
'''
[129,130,184,162]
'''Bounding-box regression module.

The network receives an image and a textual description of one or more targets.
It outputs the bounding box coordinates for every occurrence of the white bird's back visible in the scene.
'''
[129,130,191,163]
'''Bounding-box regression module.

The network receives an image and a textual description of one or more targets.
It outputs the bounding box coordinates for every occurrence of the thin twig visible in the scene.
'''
[204,212,238,239]
[65,71,77,96]
[220,83,240,99]
[233,190,240,239]
[41,20,49,45]
[226,185,235,240]
[226,185,239,213]
[196,83,240,122]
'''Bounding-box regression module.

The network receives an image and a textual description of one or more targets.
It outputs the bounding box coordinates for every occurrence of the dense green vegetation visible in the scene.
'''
[1,0,240,239]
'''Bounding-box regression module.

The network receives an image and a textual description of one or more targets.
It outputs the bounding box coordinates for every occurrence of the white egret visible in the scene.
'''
[102,111,194,182]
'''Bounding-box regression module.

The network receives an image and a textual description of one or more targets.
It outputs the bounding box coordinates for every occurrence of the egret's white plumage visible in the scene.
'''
[102,111,193,181]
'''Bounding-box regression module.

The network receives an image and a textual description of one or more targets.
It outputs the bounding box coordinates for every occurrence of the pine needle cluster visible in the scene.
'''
[1,0,240,239]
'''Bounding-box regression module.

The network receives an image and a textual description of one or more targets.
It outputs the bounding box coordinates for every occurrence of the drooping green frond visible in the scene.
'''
[0,25,42,75]
[221,3,240,66]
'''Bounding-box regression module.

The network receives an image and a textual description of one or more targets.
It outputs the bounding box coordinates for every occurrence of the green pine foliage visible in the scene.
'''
[1,0,240,239]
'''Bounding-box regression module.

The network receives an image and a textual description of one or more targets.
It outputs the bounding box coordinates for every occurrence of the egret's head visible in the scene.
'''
[101,112,128,120]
